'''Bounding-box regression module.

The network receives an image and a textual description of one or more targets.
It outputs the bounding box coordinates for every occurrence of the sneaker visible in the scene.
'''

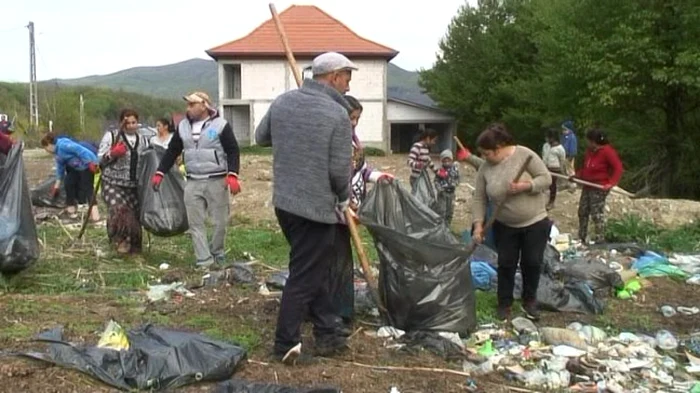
[196,258,215,269]
[496,306,511,322]
[314,335,349,357]
[523,301,540,321]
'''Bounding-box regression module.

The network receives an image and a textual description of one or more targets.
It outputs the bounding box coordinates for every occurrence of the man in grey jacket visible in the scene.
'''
[255,52,354,364]
[153,91,241,268]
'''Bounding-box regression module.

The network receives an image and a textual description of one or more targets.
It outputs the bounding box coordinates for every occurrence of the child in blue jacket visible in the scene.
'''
[41,133,100,221]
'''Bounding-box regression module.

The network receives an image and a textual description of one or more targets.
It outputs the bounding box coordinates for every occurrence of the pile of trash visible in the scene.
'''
[459,319,700,392]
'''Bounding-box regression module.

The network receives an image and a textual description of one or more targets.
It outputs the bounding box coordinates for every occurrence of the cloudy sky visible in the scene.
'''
[0,0,476,82]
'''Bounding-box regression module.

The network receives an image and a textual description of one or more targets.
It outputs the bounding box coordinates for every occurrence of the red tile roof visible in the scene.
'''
[207,5,398,60]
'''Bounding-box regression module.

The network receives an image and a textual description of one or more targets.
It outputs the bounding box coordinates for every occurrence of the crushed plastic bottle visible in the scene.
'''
[660,305,677,317]
[655,330,679,350]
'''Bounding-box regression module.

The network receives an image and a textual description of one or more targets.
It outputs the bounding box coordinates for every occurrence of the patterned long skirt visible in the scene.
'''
[101,180,142,254]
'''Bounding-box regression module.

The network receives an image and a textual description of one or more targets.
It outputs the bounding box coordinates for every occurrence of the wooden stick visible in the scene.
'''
[269,3,303,87]
[348,361,471,377]
[453,136,466,150]
[550,171,636,198]
[268,2,386,316]
[76,175,102,242]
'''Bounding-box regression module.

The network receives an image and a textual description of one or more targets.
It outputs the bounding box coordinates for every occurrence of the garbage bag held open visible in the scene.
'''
[412,168,438,212]
[0,143,40,274]
[359,181,476,334]
[31,175,67,208]
[138,147,188,237]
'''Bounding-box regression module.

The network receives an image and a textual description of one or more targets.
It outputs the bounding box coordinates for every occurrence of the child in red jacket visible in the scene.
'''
[573,128,623,243]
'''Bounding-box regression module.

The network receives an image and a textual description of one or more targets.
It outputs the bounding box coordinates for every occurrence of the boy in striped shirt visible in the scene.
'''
[407,128,438,192]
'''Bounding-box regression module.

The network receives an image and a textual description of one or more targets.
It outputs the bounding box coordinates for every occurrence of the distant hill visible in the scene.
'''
[54,58,435,106]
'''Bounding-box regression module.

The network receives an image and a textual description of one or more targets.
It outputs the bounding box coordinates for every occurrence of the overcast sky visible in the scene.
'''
[0,0,476,83]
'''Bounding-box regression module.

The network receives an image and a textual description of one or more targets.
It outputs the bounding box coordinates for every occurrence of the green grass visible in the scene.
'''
[240,145,272,155]
[606,214,700,252]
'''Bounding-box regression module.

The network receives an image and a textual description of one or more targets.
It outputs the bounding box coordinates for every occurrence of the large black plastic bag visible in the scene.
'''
[138,147,188,236]
[412,168,438,212]
[31,175,67,208]
[0,144,40,274]
[20,324,247,391]
[215,380,340,393]
[359,181,476,334]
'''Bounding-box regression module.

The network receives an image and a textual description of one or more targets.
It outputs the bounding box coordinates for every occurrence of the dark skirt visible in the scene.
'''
[101,180,142,253]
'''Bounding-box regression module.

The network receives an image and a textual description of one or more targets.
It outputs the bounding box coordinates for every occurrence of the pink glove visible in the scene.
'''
[377,173,394,183]
[226,174,241,195]
[109,142,127,158]
[438,168,448,179]
[456,147,470,162]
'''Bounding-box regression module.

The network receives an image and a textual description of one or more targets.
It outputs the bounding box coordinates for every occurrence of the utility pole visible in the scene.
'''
[79,94,85,134]
[27,21,39,132]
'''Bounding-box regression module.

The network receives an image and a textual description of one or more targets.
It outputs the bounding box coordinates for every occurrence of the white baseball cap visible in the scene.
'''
[311,52,358,76]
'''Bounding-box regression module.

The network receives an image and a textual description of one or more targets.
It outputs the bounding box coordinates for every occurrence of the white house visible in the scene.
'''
[206,5,455,153]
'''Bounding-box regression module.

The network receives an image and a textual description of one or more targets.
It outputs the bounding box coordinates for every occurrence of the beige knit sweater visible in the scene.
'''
[472,145,552,228]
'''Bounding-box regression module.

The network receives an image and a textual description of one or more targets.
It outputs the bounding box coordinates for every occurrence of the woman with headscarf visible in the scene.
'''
[98,109,150,254]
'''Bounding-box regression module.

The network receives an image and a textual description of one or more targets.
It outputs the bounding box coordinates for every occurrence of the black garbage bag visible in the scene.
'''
[400,330,465,360]
[411,168,438,212]
[558,258,624,291]
[215,380,340,393]
[20,324,247,391]
[0,144,40,274]
[359,181,476,334]
[137,147,188,237]
[266,270,289,290]
[30,175,67,208]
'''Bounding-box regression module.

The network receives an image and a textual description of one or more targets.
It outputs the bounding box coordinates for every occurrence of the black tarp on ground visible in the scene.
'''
[359,181,476,334]
[137,147,189,237]
[30,175,67,208]
[0,144,40,274]
[215,380,340,393]
[19,325,247,391]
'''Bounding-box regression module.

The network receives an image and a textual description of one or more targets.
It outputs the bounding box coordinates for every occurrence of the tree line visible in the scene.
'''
[420,0,700,199]
[0,82,181,146]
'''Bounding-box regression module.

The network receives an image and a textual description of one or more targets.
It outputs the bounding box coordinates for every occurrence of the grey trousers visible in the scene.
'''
[436,191,456,225]
[184,177,230,263]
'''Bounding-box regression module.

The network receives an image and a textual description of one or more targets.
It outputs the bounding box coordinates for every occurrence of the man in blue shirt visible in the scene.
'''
[560,120,578,175]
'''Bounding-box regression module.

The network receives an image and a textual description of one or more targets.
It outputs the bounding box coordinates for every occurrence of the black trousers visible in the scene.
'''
[64,167,94,206]
[274,208,338,354]
[493,218,551,307]
[547,168,561,205]
[329,224,354,322]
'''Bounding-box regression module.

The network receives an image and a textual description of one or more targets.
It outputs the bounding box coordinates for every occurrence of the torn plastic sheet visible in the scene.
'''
[18,324,246,391]
[359,181,476,334]
[214,380,340,393]
[30,175,67,208]
[0,144,40,274]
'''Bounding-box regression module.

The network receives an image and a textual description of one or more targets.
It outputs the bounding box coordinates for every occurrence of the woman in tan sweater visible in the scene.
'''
[471,123,552,321]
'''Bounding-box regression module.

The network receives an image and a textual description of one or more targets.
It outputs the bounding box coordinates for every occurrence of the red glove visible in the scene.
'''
[377,173,394,183]
[602,183,613,191]
[50,184,60,198]
[226,174,241,195]
[414,161,424,170]
[151,172,164,191]
[456,147,470,162]
[438,168,448,179]
[88,162,99,173]
[109,142,127,158]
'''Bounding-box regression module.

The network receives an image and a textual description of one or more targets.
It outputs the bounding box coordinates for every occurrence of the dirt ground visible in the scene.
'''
[1,150,699,393]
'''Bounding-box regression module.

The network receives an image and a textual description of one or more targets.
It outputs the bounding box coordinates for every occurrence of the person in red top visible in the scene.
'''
[572,128,623,243]
[0,130,14,155]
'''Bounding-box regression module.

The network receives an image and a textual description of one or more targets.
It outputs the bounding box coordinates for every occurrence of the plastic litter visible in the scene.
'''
[677,306,700,316]
[655,330,679,350]
[511,317,538,334]
[0,144,40,274]
[552,345,586,357]
[147,282,195,302]
[688,274,700,285]
[97,320,130,350]
[661,305,677,317]
[539,327,588,350]
[359,181,476,334]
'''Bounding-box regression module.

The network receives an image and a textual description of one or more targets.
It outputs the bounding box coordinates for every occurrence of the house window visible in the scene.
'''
[224,64,241,99]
